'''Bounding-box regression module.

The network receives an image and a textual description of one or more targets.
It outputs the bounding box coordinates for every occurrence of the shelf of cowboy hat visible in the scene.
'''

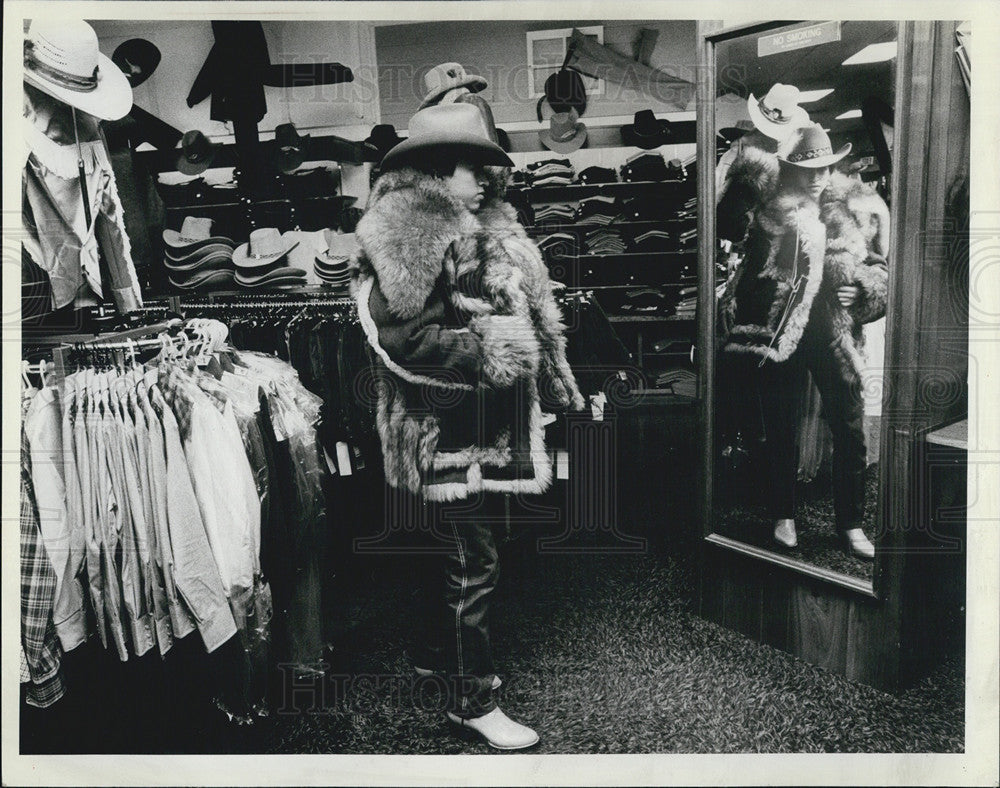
[505,180,694,201]
[162,194,357,213]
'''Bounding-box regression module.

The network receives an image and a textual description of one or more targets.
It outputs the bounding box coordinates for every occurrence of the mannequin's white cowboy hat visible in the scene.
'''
[23,20,133,121]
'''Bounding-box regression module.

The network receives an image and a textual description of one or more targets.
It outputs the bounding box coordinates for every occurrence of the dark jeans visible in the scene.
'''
[755,335,867,532]
[411,495,502,719]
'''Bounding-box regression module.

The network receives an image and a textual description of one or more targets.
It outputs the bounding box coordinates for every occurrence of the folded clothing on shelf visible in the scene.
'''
[620,152,669,182]
[576,166,619,185]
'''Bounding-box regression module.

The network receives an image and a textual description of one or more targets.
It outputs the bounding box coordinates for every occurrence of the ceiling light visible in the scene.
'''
[842,41,898,65]
[835,109,863,120]
[797,89,834,103]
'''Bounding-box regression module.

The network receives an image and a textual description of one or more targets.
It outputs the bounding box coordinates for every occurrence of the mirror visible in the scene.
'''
[708,21,897,587]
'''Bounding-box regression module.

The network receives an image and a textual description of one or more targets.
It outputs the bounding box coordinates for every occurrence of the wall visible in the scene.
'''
[90,20,380,144]
[374,19,698,133]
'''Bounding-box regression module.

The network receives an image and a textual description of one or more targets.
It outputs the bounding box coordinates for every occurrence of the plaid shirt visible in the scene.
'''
[20,425,66,708]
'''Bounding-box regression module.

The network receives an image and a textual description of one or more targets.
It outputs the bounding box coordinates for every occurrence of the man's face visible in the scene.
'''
[443,161,487,212]
[786,164,831,200]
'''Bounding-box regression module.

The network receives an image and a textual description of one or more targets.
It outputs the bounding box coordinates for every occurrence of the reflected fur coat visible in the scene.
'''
[718,149,890,379]
[354,166,582,501]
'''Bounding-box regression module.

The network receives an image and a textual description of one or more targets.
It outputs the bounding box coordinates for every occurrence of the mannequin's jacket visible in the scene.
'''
[354,166,583,502]
[718,148,890,379]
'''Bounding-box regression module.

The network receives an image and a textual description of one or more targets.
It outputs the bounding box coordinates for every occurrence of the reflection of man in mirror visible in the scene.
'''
[718,124,889,560]
[716,84,811,244]
[22,20,142,323]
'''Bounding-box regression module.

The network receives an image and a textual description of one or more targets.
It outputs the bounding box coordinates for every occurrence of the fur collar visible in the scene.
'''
[355,168,480,319]
[757,185,822,238]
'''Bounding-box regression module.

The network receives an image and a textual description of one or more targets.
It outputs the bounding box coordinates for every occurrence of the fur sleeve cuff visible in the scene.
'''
[470,314,540,389]
[851,255,889,324]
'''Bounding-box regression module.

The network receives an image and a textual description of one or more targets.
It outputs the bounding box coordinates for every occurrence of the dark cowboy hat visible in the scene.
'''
[621,109,672,149]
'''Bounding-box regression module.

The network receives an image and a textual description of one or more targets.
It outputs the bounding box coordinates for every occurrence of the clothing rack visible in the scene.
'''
[179,297,355,310]
[34,319,185,387]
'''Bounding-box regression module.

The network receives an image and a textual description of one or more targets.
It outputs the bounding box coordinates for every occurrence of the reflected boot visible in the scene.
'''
[773,518,798,548]
[446,707,540,750]
[841,527,875,560]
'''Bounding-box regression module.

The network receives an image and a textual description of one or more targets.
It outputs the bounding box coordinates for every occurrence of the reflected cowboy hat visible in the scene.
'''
[23,20,133,121]
[777,123,851,169]
[419,62,487,109]
[747,84,810,142]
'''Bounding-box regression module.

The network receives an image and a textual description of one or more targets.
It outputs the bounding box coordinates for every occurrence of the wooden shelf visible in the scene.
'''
[507,180,695,202]
[607,314,693,323]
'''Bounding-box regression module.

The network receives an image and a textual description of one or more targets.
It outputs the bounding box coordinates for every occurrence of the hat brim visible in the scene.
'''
[24,51,133,121]
[779,142,852,168]
[162,230,235,251]
[419,75,487,109]
[539,124,587,154]
[169,269,236,290]
[622,120,672,149]
[381,133,513,171]
[232,240,300,269]
[235,265,307,285]
[176,147,217,176]
[747,93,810,142]
[164,251,234,272]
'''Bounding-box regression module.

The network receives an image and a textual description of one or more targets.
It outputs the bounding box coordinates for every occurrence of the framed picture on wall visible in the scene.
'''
[526,25,605,98]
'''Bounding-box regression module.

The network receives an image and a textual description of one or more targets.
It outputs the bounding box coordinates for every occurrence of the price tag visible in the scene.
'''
[336,441,353,476]
[323,447,339,476]
[556,450,570,480]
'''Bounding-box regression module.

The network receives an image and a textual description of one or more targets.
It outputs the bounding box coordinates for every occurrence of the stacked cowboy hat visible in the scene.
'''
[314,230,357,292]
[539,108,587,153]
[621,110,672,149]
[163,217,237,290]
[419,62,487,109]
[233,228,306,289]
[381,103,513,172]
[747,84,810,142]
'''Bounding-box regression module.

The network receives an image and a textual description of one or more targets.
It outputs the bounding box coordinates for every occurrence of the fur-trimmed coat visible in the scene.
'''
[719,156,890,377]
[353,167,582,501]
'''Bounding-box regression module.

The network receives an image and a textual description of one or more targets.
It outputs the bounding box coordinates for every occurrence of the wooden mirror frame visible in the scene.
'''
[695,20,913,598]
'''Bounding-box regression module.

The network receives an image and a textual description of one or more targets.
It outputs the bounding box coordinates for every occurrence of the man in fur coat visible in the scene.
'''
[353,103,582,750]
[718,124,889,559]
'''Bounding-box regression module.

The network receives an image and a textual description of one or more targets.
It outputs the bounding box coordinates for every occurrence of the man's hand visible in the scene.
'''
[837,285,860,308]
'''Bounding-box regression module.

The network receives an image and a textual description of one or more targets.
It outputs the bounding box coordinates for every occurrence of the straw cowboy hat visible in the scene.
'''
[381,103,513,172]
[23,20,133,121]
[539,108,587,153]
[777,123,851,169]
[419,62,487,109]
[162,217,235,251]
[233,227,300,269]
[747,84,810,142]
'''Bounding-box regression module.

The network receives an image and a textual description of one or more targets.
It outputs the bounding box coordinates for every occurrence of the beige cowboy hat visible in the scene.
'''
[777,123,852,169]
[419,62,487,109]
[381,103,513,172]
[539,108,587,153]
[163,217,235,251]
[23,20,133,121]
[747,84,810,142]
[233,227,300,269]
